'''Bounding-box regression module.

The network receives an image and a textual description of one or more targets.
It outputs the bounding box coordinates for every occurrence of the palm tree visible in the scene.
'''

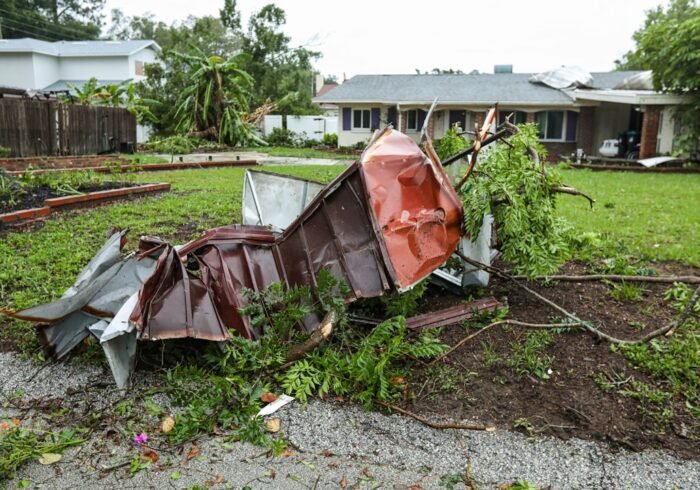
[174,47,263,146]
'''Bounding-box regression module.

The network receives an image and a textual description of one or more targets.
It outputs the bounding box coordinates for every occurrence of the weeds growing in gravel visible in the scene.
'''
[0,424,84,480]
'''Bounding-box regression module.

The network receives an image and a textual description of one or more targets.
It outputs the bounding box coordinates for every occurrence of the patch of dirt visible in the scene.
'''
[0,181,138,213]
[404,261,699,460]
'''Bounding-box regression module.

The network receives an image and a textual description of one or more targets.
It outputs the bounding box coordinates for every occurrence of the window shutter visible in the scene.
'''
[342,108,351,131]
[371,108,380,130]
[416,109,426,131]
[387,107,397,127]
[566,111,578,141]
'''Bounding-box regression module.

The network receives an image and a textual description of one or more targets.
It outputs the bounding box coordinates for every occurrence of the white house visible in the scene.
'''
[0,38,161,142]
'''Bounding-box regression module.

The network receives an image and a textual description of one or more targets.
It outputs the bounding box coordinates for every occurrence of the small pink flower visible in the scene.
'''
[133,432,149,447]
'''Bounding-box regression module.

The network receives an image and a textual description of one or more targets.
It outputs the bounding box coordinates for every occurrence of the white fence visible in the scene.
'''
[262,115,337,140]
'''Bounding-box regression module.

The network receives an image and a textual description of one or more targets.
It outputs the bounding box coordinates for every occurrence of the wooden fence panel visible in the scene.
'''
[0,99,136,157]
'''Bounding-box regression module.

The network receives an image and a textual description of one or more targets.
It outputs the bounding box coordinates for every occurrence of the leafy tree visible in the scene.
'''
[219,0,241,31]
[238,4,321,115]
[174,47,262,146]
[617,0,700,155]
[64,77,155,123]
[0,0,104,40]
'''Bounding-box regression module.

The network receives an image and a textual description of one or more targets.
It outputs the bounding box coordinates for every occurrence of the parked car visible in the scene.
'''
[598,139,619,157]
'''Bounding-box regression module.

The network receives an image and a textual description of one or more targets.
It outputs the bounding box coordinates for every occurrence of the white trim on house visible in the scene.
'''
[574,89,688,106]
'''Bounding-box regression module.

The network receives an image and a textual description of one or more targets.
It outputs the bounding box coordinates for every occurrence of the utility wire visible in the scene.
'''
[0,7,101,40]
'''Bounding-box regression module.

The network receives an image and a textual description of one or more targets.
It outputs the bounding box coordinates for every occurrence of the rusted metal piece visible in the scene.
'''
[405,297,503,331]
[132,127,464,340]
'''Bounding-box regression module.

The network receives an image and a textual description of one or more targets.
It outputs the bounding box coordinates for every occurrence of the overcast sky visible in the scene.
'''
[103,0,667,79]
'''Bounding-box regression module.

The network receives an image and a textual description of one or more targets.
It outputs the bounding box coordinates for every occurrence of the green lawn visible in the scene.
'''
[0,165,697,347]
[557,169,700,265]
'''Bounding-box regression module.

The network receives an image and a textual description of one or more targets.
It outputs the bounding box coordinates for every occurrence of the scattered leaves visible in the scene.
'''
[187,443,201,461]
[161,416,175,433]
[142,449,160,464]
[265,418,281,433]
[38,453,62,465]
[261,392,278,403]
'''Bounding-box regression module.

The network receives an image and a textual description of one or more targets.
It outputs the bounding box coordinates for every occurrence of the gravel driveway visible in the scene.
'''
[1,352,698,489]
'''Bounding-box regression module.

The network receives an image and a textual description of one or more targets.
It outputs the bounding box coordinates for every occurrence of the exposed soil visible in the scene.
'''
[0,182,138,213]
[402,261,699,460]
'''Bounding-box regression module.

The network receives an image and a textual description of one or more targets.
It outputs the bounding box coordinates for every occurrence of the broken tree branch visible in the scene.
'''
[283,311,336,365]
[429,319,579,365]
[377,401,495,432]
[551,186,596,208]
[454,251,700,345]
[512,273,700,285]
[441,129,511,166]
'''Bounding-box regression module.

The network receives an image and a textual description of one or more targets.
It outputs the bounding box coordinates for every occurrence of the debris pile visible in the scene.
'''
[5,124,501,387]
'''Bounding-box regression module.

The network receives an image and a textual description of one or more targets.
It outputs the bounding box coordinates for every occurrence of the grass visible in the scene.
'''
[557,168,700,265]
[239,146,357,160]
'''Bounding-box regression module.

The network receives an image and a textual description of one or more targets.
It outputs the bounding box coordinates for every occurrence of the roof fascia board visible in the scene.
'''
[574,90,688,105]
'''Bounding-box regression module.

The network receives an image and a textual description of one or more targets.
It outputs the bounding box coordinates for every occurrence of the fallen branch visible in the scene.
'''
[377,401,495,432]
[283,311,336,365]
[455,251,700,345]
[551,186,596,208]
[429,320,578,365]
[512,273,700,284]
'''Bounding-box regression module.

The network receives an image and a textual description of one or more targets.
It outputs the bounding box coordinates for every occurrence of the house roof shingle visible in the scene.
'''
[313,72,641,105]
[0,38,160,57]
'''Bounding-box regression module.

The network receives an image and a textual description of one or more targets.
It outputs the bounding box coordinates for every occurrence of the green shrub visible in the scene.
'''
[0,145,11,157]
[266,127,295,146]
[322,133,338,148]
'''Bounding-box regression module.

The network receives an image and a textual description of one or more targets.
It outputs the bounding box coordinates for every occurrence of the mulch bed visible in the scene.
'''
[402,261,699,460]
[0,182,135,213]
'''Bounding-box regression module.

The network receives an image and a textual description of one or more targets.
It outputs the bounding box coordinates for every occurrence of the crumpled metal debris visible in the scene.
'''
[4,126,469,387]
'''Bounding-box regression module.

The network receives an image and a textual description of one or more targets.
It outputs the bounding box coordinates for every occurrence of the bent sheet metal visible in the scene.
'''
[3,127,468,387]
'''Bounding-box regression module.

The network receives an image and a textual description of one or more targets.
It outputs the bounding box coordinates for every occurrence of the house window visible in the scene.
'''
[352,109,370,130]
[449,110,467,131]
[406,109,426,131]
[135,61,145,76]
[535,111,565,140]
[498,110,527,126]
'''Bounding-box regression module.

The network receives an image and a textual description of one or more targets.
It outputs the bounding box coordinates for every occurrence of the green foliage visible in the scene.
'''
[609,282,643,302]
[0,173,25,206]
[322,133,338,148]
[164,365,273,447]
[265,127,295,146]
[506,330,555,380]
[460,124,572,277]
[616,0,700,156]
[174,48,263,147]
[0,146,11,158]
[381,280,427,317]
[279,316,448,407]
[0,425,84,480]
[664,282,700,313]
[145,135,198,155]
[435,125,469,162]
[0,0,104,41]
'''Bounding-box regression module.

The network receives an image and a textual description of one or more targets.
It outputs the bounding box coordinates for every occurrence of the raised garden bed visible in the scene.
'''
[0,154,130,172]
[4,159,258,176]
[0,182,170,225]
